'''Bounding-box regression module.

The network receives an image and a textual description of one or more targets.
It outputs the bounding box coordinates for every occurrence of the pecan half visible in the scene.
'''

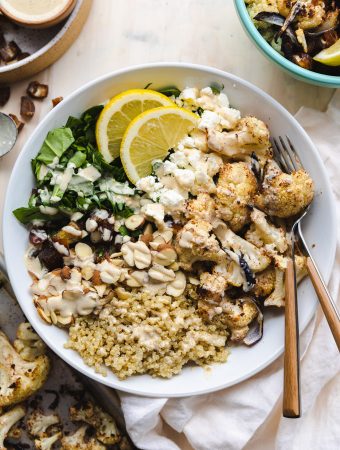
[20,96,35,119]
[27,81,49,99]
[0,41,21,62]
[9,114,25,132]
[0,86,10,106]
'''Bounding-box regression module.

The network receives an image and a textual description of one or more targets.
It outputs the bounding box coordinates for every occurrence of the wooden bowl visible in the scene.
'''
[0,0,92,83]
[0,0,77,29]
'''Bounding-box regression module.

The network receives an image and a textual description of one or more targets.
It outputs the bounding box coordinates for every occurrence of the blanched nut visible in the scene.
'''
[166,271,186,297]
[75,242,93,260]
[125,214,145,230]
[121,241,151,269]
[126,270,148,287]
[152,244,177,266]
[148,264,176,282]
[81,266,94,280]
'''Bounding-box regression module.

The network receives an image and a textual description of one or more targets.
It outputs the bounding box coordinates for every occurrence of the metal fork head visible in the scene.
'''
[271,136,311,233]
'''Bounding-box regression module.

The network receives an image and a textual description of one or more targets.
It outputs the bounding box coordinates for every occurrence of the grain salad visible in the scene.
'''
[15,84,314,379]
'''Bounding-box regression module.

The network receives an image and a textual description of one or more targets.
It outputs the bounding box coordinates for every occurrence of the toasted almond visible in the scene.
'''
[153,244,177,266]
[166,271,186,297]
[36,307,51,324]
[149,235,166,250]
[148,265,176,282]
[115,287,130,300]
[126,270,148,287]
[91,270,102,285]
[125,214,145,230]
[81,266,94,281]
[75,242,93,260]
[153,229,173,243]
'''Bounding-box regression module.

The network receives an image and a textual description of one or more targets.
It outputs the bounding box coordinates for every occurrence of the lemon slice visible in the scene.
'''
[120,106,198,184]
[96,89,175,162]
[313,39,340,66]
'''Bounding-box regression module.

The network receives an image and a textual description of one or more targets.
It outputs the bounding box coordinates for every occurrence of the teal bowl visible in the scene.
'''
[234,0,340,88]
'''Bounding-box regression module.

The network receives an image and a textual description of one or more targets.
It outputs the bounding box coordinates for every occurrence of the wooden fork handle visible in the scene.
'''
[283,259,301,418]
[306,257,340,351]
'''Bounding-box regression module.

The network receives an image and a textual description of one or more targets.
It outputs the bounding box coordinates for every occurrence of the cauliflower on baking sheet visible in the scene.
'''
[216,162,257,232]
[0,330,50,408]
[254,160,314,218]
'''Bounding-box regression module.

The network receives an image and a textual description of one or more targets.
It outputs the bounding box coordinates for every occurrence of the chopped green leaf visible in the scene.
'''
[69,151,86,168]
[210,82,224,95]
[144,82,153,89]
[157,85,181,98]
[35,127,74,165]
[13,207,63,224]
[118,225,129,236]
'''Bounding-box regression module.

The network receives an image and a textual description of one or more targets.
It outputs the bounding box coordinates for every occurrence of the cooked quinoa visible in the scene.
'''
[65,290,228,379]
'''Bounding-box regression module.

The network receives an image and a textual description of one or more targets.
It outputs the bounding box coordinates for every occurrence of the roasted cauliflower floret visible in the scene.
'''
[277,0,326,30]
[215,162,257,232]
[214,221,271,272]
[26,410,60,437]
[251,265,276,298]
[14,322,47,362]
[200,271,228,296]
[0,404,26,450]
[61,425,106,450]
[219,297,259,341]
[245,0,279,29]
[0,331,50,407]
[254,160,314,218]
[35,432,62,450]
[264,255,308,307]
[69,401,120,445]
[175,219,226,269]
[207,116,271,162]
[245,208,288,253]
[186,193,216,222]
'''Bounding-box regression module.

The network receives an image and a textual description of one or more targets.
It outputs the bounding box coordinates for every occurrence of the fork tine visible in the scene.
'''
[272,138,289,172]
[286,136,303,171]
[279,136,296,173]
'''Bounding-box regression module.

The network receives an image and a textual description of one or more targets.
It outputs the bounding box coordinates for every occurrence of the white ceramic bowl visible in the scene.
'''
[3,63,337,397]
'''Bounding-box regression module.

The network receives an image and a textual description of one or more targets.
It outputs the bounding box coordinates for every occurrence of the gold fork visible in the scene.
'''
[272,136,340,418]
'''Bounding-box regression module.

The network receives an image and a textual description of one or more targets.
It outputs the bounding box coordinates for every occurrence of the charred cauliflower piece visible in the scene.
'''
[186,193,216,222]
[175,219,226,269]
[199,271,228,302]
[214,221,271,272]
[14,322,47,362]
[251,265,276,298]
[245,208,288,253]
[69,401,120,445]
[0,331,50,407]
[0,404,26,450]
[207,116,271,162]
[221,298,259,342]
[26,410,60,437]
[61,425,106,450]
[35,432,62,450]
[216,162,257,232]
[254,160,314,218]
[264,255,308,307]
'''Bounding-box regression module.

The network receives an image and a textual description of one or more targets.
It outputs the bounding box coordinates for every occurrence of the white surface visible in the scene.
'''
[0,1,338,448]
[2,63,337,398]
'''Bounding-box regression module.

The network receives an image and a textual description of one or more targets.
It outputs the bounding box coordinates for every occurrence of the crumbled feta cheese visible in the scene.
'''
[39,205,59,216]
[217,92,229,107]
[159,189,185,208]
[142,203,165,228]
[218,107,241,130]
[136,176,163,193]
[198,110,220,131]
[71,212,83,222]
[86,218,98,232]
[174,169,195,189]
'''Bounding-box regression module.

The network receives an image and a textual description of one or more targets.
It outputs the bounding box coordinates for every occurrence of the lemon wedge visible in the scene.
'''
[96,89,175,162]
[313,39,340,66]
[120,106,198,184]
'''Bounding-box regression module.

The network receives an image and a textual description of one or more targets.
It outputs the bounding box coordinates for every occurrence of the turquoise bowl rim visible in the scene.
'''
[234,0,340,88]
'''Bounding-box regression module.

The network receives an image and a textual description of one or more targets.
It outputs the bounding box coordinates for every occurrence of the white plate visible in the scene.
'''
[3,63,337,397]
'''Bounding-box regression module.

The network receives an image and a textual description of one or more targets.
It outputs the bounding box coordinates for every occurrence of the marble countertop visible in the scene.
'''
[0,1,336,448]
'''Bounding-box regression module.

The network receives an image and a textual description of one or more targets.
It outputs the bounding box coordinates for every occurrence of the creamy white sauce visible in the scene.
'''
[1,0,71,22]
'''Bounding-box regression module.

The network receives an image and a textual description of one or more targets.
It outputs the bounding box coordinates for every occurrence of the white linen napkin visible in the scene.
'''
[119,91,340,450]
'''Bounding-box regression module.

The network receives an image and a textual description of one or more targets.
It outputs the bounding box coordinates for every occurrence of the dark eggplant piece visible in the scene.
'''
[38,240,63,271]
[305,8,339,37]
[276,0,304,39]
[239,253,256,291]
[254,11,285,27]
[250,152,263,183]
[234,297,264,346]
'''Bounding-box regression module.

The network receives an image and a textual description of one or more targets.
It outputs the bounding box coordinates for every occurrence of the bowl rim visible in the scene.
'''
[3,62,337,397]
[234,0,340,87]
